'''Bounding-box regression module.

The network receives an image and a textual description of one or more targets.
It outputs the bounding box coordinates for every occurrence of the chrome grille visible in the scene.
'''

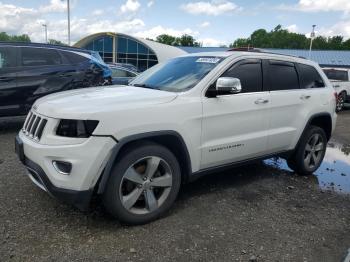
[22,111,47,141]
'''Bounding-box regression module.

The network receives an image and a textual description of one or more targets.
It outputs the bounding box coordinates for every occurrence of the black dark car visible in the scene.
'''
[0,42,112,117]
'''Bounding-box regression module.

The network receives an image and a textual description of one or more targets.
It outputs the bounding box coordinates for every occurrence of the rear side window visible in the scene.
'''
[265,60,299,91]
[222,59,262,93]
[323,69,348,81]
[298,63,324,88]
[63,51,89,64]
[21,47,62,66]
[0,47,16,68]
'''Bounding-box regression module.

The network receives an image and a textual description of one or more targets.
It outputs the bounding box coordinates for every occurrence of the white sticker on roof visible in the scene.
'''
[196,57,221,63]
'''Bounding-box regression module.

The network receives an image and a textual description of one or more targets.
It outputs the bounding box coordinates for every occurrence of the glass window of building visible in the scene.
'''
[83,34,158,71]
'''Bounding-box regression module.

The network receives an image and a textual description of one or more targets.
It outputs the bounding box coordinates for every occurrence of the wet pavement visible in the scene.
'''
[264,139,350,194]
[0,111,350,261]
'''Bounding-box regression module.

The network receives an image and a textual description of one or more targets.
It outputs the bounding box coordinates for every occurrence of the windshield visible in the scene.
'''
[129,56,223,92]
[323,69,348,81]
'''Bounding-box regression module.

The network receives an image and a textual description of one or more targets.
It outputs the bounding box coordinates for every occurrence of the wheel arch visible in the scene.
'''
[300,112,333,144]
[96,131,192,194]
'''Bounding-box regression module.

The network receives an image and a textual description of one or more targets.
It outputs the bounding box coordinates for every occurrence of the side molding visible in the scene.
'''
[97,130,192,194]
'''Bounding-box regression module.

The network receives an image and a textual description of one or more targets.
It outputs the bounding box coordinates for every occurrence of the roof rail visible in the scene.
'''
[0,41,91,53]
[228,47,261,52]
[228,47,307,59]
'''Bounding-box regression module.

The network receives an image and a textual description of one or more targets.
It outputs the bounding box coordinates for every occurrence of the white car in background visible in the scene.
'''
[323,68,350,111]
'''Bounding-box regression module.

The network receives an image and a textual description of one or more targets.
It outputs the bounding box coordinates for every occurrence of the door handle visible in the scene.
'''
[300,95,311,100]
[255,98,269,104]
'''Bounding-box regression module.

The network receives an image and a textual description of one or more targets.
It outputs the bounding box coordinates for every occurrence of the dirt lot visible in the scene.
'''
[0,111,350,262]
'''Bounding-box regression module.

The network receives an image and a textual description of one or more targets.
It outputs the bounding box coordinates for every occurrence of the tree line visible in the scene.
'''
[2,25,350,50]
[230,25,350,50]
[0,32,66,46]
[153,25,350,50]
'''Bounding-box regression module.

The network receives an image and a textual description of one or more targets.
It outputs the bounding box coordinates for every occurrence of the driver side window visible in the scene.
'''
[221,59,263,93]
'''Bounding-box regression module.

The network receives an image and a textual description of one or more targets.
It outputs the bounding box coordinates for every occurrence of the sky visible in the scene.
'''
[1,0,350,47]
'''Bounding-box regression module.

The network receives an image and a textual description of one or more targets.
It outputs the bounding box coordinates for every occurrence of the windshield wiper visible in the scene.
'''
[131,83,159,90]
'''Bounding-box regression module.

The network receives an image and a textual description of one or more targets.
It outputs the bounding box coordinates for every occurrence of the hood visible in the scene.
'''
[34,85,177,119]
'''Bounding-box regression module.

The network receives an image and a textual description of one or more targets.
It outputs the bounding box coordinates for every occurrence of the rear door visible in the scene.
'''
[264,60,323,153]
[201,59,270,169]
[16,47,83,112]
[0,46,19,116]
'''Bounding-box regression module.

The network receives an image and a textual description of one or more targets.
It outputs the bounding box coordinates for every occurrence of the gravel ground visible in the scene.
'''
[0,112,350,262]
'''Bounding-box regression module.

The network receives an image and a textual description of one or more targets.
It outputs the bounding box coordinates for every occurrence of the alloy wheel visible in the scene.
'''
[303,133,325,169]
[119,156,173,215]
[336,93,345,112]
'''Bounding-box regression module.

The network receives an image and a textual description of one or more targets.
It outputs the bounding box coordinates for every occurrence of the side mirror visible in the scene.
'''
[216,77,242,95]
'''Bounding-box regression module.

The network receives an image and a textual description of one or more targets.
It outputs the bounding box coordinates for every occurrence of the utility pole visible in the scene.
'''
[42,24,48,43]
[67,0,71,45]
[308,25,316,59]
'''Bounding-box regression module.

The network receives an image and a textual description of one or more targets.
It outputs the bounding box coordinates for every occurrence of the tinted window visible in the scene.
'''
[298,63,324,88]
[323,69,348,81]
[222,59,262,93]
[266,60,299,91]
[63,51,88,64]
[0,47,16,69]
[21,47,61,66]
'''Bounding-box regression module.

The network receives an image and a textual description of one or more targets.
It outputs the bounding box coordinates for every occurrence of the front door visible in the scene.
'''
[201,59,270,169]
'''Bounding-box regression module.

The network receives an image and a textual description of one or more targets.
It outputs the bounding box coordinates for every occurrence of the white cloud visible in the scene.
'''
[199,21,211,28]
[285,24,298,33]
[181,0,241,16]
[317,20,350,38]
[39,0,66,13]
[198,37,226,47]
[0,1,146,44]
[278,0,350,13]
[0,3,38,33]
[147,1,155,8]
[120,0,141,13]
[134,25,198,39]
[92,9,104,16]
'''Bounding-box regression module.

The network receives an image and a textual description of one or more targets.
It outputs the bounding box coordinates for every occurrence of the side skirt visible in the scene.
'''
[189,150,294,182]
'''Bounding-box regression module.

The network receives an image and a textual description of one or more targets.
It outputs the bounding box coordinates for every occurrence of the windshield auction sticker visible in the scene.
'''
[196,57,221,63]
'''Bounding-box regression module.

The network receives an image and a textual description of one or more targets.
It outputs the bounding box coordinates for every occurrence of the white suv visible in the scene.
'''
[15,51,337,224]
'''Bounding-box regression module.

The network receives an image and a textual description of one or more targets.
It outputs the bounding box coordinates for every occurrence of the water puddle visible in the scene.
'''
[264,139,350,194]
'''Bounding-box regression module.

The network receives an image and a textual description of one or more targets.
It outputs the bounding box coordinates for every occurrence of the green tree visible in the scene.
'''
[229,25,350,50]
[229,38,250,48]
[156,34,178,46]
[178,34,201,47]
[155,34,201,47]
[0,32,31,42]
[48,39,67,46]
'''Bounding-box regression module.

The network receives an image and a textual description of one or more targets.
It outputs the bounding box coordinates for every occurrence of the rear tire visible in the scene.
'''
[336,91,346,112]
[102,141,181,225]
[287,125,327,176]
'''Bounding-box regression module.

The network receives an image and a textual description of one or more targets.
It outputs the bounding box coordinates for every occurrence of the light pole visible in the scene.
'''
[308,25,316,59]
[42,24,48,43]
[62,0,71,45]
[67,0,71,45]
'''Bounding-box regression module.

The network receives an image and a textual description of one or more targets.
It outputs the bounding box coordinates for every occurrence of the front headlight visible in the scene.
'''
[56,119,99,138]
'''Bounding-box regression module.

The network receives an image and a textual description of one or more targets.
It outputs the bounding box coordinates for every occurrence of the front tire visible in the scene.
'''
[102,141,181,225]
[287,126,327,176]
